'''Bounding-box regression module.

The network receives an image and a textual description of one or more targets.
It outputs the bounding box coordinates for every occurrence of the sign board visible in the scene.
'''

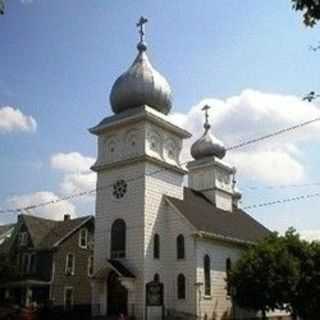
[146,280,163,306]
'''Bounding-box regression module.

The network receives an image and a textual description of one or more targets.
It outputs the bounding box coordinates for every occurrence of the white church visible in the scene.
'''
[90,17,272,320]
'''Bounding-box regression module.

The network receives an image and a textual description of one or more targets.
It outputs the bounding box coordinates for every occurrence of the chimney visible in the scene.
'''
[64,214,71,221]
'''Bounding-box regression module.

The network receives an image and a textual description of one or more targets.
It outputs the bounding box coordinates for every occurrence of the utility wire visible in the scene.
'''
[226,116,320,151]
[2,114,320,215]
[243,181,320,191]
[243,191,320,210]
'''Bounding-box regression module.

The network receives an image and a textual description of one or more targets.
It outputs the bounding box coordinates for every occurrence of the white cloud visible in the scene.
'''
[6,192,76,220]
[300,230,320,242]
[0,106,37,133]
[50,152,96,201]
[50,152,95,173]
[60,172,96,195]
[171,89,320,184]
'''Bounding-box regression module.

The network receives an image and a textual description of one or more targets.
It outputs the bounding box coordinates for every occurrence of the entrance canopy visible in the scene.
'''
[93,259,135,280]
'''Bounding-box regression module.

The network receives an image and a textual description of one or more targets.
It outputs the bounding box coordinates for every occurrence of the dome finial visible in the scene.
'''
[136,16,148,52]
[190,104,226,160]
[202,105,211,132]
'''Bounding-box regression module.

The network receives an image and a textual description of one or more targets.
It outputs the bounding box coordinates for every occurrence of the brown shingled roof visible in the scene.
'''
[37,216,92,250]
[19,214,93,250]
[166,187,271,244]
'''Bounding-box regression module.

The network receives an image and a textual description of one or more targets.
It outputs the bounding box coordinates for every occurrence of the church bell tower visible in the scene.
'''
[90,17,191,319]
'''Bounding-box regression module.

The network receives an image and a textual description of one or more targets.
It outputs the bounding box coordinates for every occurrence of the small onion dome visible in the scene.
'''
[191,129,226,160]
[110,41,172,115]
[191,106,226,160]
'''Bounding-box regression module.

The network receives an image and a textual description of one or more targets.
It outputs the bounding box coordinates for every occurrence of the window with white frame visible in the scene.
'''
[65,253,75,275]
[21,253,36,274]
[88,255,94,277]
[79,228,88,248]
[64,287,74,311]
[18,232,28,246]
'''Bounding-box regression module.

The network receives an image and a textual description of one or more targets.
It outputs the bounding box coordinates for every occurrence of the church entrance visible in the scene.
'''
[107,271,128,316]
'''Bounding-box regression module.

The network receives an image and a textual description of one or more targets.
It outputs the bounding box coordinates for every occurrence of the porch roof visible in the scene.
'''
[0,279,50,288]
[93,259,135,280]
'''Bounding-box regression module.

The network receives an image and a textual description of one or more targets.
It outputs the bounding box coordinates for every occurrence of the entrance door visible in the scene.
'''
[107,271,128,316]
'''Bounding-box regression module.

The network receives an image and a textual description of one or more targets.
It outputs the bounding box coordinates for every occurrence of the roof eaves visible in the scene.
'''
[194,230,256,247]
[52,216,93,248]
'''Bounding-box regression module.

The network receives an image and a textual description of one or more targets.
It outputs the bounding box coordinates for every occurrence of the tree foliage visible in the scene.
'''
[228,228,320,319]
[292,0,320,27]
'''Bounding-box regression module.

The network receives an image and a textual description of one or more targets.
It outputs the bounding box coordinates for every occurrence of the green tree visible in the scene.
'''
[290,240,320,320]
[292,0,320,27]
[229,231,300,319]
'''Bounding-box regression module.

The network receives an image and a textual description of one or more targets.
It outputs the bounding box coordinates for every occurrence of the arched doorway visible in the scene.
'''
[107,271,128,316]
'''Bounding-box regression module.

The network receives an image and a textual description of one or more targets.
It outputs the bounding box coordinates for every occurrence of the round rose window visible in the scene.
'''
[112,180,127,199]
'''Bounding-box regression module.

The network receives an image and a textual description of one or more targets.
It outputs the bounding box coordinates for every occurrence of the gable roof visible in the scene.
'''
[22,215,58,247]
[166,187,271,244]
[38,216,92,250]
[18,214,93,250]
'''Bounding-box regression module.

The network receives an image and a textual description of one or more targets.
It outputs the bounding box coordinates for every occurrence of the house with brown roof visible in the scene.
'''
[0,213,94,315]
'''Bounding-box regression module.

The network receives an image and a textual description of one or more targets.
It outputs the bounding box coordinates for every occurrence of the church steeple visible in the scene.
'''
[110,17,172,115]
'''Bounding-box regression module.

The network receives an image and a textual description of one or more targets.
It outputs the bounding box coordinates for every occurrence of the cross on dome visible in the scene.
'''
[190,105,226,160]
[202,105,211,131]
[137,16,148,43]
[136,16,148,51]
[109,16,172,114]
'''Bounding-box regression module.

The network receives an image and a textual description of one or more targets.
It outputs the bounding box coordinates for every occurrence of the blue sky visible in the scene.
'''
[0,0,320,238]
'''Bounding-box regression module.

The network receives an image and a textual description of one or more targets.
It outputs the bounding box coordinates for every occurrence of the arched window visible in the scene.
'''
[204,255,211,296]
[153,234,160,259]
[177,234,185,259]
[111,219,126,258]
[226,258,232,296]
[154,273,160,282]
[177,274,186,300]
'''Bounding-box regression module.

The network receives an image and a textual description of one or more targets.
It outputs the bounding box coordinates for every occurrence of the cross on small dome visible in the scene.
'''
[190,105,226,160]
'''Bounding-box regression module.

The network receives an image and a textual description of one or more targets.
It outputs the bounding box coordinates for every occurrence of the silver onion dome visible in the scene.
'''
[110,17,172,115]
[191,105,226,160]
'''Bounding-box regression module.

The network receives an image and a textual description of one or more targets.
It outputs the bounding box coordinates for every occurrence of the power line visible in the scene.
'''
[242,191,320,210]
[226,116,320,151]
[2,114,320,215]
[243,181,320,191]
[0,160,190,215]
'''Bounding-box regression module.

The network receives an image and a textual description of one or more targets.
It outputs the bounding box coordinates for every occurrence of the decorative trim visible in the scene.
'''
[89,105,191,139]
[92,154,187,175]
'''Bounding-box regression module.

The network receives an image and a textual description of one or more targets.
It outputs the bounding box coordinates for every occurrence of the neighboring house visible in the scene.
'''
[0,213,94,314]
[90,18,289,320]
